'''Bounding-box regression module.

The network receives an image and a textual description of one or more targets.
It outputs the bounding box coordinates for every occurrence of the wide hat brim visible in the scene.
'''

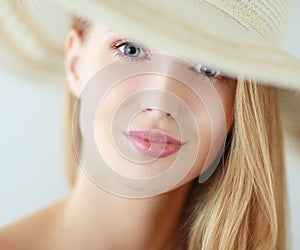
[1,0,300,88]
[0,0,299,144]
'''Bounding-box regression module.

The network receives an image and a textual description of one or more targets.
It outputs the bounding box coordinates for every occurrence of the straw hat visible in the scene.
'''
[0,0,299,145]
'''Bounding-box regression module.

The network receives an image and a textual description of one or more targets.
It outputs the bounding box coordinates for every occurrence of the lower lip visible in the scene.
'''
[125,130,182,158]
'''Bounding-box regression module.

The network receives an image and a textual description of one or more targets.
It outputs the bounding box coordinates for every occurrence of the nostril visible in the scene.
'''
[143,108,173,118]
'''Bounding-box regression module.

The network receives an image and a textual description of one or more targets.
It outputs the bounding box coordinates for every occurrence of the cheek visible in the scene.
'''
[214,80,236,132]
[79,39,117,86]
[79,50,107,84]
[179,83,236,184]
[224,107,234,133]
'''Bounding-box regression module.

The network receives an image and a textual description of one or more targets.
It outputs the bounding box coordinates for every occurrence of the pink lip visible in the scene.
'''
[124,129,184,158]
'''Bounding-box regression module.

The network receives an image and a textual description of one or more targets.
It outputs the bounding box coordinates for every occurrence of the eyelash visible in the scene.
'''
[111,39,224,79]
[188,64,224,80]
[111,39,150,63]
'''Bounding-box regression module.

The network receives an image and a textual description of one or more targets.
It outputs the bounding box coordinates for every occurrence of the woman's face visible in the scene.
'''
[66,23,237,196]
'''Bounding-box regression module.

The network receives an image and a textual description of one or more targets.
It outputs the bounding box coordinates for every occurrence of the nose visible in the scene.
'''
[137,55,186,119]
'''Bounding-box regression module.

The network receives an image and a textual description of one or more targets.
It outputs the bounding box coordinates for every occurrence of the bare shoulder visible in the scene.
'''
[0,212,41,250]
[0,197,68,250]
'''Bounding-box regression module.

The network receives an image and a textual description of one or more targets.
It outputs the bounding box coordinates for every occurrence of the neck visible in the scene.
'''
[60,169,192,249]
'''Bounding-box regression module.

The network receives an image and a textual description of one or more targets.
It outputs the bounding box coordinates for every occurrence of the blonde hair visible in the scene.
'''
[63,86,78,186]
[184,79,286,249]
[64,17,286,249]
[63,16,91,186]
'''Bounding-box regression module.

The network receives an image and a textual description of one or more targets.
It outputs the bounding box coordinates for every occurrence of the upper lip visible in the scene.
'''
[123,129,184,145]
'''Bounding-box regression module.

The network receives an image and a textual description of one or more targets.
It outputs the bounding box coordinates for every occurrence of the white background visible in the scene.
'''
[0,2,300,248]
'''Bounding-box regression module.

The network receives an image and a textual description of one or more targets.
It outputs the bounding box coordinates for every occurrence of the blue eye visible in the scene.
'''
[120,42,141,57]
[200,65,219,76]
[191,64,222,77]
[113,40,149,62]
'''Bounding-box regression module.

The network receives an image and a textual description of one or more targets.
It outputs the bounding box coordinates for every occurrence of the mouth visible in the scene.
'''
[123,129,185,158]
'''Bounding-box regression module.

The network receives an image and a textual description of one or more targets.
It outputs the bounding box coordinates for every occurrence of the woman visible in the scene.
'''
[0,1,299,249]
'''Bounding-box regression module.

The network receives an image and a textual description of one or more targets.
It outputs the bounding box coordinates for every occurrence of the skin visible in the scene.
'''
[0,23,236,250]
